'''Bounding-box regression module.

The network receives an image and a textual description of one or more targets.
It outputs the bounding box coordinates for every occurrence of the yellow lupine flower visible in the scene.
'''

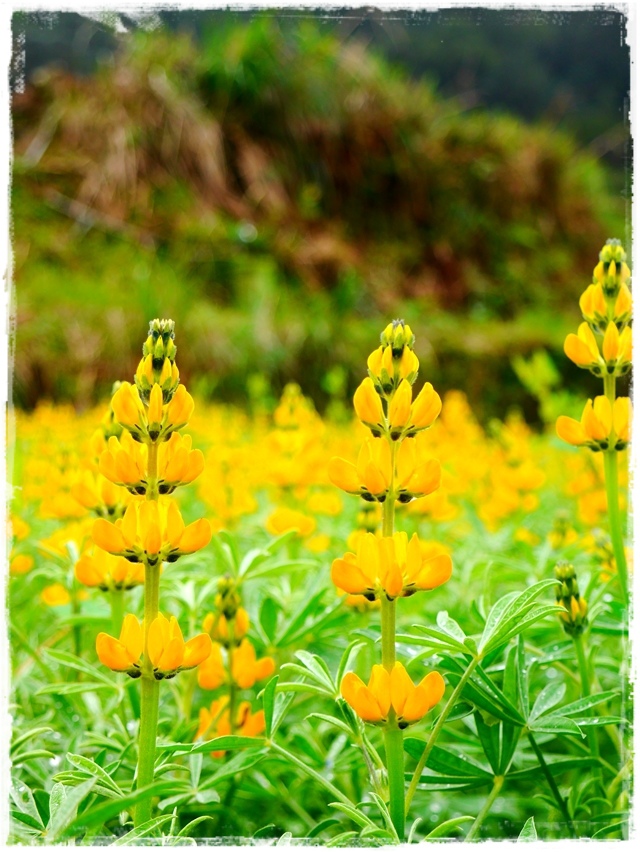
[232,639,276,689]
[100,431,204,495]
[96,613,211,678]
[41,583,71,607]
[265,507,316,537]
[10,515,30,541]
[197,642,226,690]
[579,283,608,329]
[71,470,128,516]
[329,437,392,501]
[112,381,195,442]
[197,638,275,690]
[331,531,452,600]
[96,613,143,674]
[75,546,145,590]
[203,607,250,644]
[341,662,445,727]
[354,377,385,434]
[10,554,34,575]
[556,396,630,451]
[563,323,602,372]
[148,613,212,677]
[92,498,211,565]
[602,321,632,374]
[395,439,441,501]
[196,698,265,757]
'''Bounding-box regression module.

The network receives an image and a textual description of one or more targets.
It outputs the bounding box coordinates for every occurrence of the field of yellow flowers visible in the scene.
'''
[7,242,631,844]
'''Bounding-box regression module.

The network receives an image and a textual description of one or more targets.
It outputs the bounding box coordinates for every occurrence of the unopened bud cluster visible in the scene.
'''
[554,562,588,636]
[135,319,180,404]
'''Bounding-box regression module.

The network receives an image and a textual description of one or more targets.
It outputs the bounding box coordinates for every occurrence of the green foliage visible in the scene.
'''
[12,19,624,417]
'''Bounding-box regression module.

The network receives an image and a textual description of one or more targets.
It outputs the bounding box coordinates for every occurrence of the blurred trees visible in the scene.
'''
[11,18,626,420]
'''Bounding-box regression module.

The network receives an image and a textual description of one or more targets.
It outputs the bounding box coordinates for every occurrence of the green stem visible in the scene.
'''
[382,442,397,537]
[383,726,405,840]
[603,450,628,605]
[574,635,601,781]
[405,656,478,815]
[146,441,159,501]
[380,593,403,839]
[380,597,396,669]
[110,588,125,636]
[527,732,575,838]
[465,775,504,841]
[134,559,161,827]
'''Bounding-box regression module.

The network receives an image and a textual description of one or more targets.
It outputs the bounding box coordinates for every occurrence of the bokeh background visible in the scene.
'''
[10,7,630,422]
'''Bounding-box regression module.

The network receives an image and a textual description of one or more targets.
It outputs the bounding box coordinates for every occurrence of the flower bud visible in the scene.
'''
[554,561,588,637]
[594,239,631,299]
[136,319,180,404]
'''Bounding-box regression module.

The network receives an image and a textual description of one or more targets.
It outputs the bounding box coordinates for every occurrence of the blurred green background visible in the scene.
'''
[11,8,630,422]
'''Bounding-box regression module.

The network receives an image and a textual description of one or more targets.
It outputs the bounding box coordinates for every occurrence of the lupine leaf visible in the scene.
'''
[517,817,537,841]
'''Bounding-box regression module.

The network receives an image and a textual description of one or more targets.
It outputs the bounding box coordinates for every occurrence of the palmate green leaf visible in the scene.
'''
[11,749,56,765]
[517,816,537,841]
[112,814,174,845]
[402,625,470,656]
[326,830,358,847]
[478,580,559,655]
[528,715,584,738]
[44,648,118,686]
[259,597,281,643]
[571,715,624,727]
[559,690,618,717]
[529,682,566,721]
[479,591,519,650]
[52,772,122,800]
[336,639,368,685]
[188,735,265,754]
[423,815,475,839]
[306,818,341,838]
[276,589,331,646]
[66,753,123,796]
[405,739,493,780]
[37,681,118,696]
[263,674,278,737]
[215,530,240,572]
[279,662,334,694]
[482,604,561,656]
[294,650,336,692]
[199,748,268,789]
[328,802,377,830]
[11,810,44,833]
[591,821,627,839]
[173,816,214,839]
[307,713,354,736]
[276,678,332,698]
[368,791,398,841]
[440,656,526,726]
[46,778,96,842]
[62,780,177,836]
[11,783,44,830]
[516,635,529,718]
[474,711,501,775]
[11,726,53,755]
